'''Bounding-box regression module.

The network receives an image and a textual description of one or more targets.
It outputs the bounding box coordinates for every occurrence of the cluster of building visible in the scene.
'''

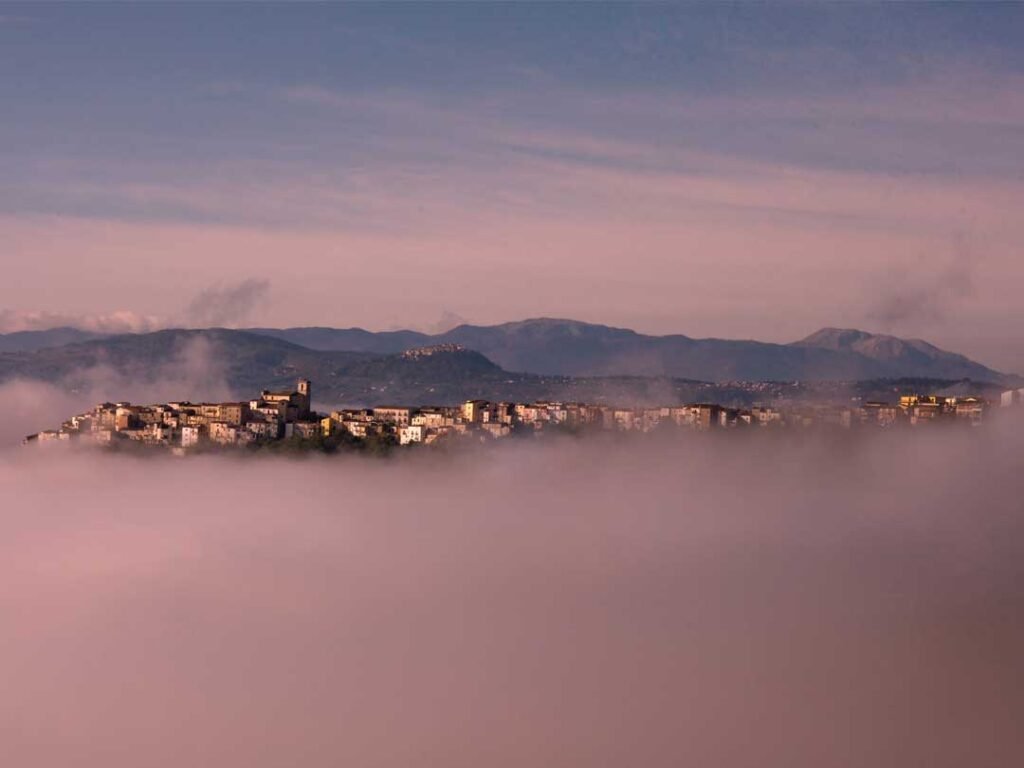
[24,377,1020,452]
[26,379,315,451]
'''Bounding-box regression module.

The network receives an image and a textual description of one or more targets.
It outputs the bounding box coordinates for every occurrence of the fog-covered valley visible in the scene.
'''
[3,381,1022,767]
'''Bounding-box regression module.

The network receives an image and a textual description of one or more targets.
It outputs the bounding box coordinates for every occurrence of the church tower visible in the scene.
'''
[297,379,311,418]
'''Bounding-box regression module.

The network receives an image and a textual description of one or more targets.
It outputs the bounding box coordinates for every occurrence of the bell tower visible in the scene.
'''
[297,379,311,418]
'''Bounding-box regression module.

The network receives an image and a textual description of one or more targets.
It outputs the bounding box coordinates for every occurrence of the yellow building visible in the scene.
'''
[462,400,489,423]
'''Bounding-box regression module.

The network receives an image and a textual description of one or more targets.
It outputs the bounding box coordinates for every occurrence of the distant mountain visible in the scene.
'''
[1,327,1011,408]
[792,328,995,379]
[245,318,1015,384]
[0,327,107,353]
[0,328,687,406]
[0,329,376,398]
[247,326,430,355]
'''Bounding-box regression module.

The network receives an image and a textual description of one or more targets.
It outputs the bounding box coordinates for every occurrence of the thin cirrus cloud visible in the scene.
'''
[10,71,1024,231]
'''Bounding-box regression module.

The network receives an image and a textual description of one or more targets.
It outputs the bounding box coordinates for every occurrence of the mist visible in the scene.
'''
[2,390,1023,767]
[867,237,978,332]
[0,337,235,448]
[180,279,271,328]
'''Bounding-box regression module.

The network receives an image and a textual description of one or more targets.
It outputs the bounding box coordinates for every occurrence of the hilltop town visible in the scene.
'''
[24,374,1024,454]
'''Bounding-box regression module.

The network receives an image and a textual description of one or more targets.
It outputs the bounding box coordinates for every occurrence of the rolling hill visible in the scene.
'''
[6,318,1008,384]
[0,327,1014,409]
[247,318,1014,384]
[0,327,107,353]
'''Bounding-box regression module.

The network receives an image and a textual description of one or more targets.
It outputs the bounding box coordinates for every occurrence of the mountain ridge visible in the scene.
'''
[1,318,1015,385]
[247,318,1015,384]
[0,328,1015,409]
[0,326,107,353]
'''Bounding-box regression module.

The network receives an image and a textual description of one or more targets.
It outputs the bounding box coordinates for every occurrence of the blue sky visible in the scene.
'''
[2,3,1023,369]
[5,3,1022,185]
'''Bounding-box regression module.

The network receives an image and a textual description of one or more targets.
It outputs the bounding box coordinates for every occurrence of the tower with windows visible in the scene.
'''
[297,379,312,418]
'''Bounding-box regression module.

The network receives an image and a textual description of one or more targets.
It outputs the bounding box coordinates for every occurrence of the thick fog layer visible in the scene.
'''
[2,397,1023,766]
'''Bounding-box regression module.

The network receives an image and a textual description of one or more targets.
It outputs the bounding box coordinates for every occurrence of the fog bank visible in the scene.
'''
[2,414,1023,767]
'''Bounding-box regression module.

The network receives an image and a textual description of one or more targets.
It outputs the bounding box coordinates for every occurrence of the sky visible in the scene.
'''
[2,3,1023,370]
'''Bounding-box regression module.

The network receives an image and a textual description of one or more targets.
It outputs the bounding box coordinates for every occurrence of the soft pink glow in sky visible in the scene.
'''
[3,142,1022,369]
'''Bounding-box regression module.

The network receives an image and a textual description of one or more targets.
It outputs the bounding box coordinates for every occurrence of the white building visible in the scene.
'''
[209,422,240,445]
[247,420,280,440]
[181,426,201,448]
[399,424,426,445]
